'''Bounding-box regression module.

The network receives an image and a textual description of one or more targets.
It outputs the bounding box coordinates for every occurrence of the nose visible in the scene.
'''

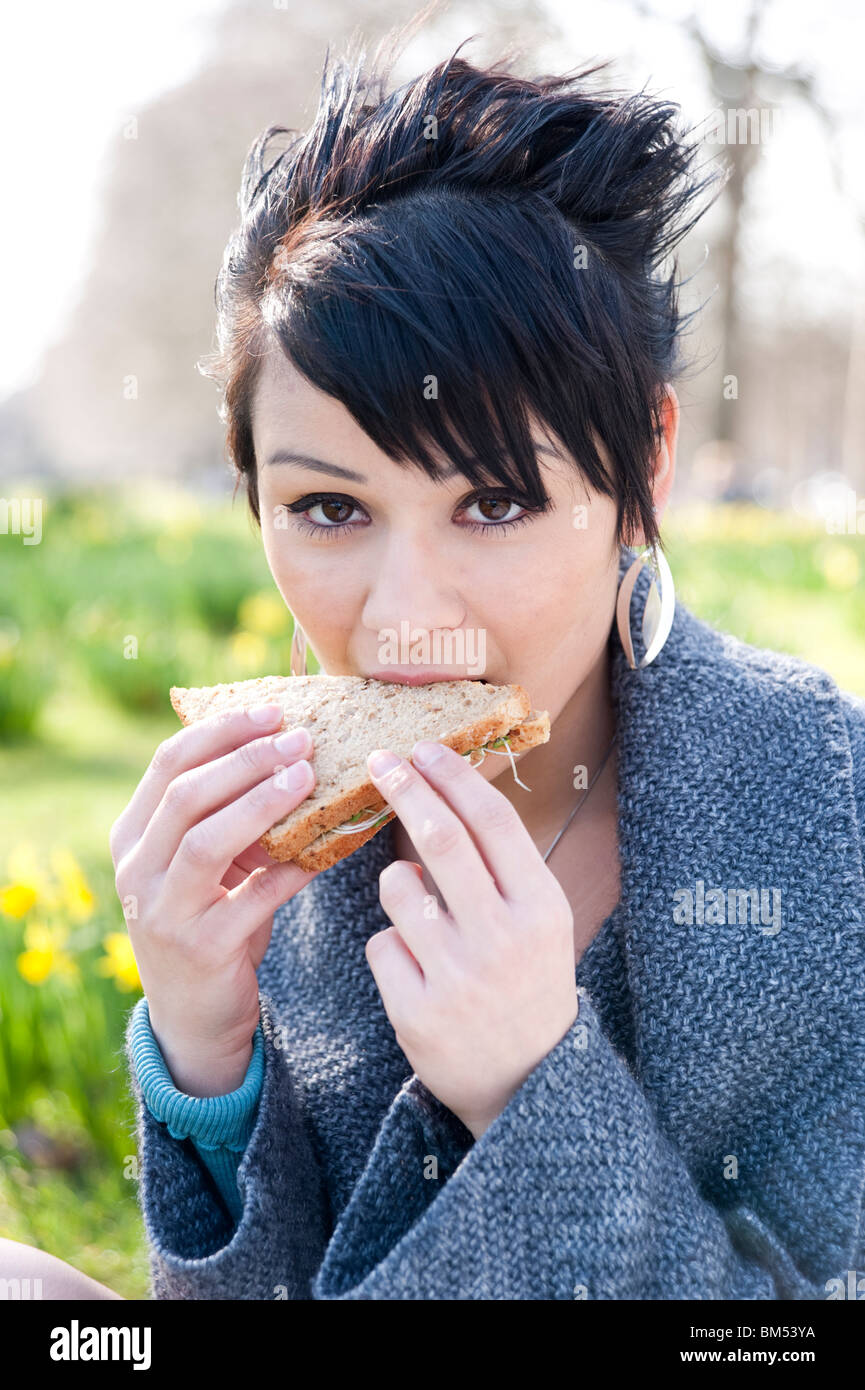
[360,531,465,636]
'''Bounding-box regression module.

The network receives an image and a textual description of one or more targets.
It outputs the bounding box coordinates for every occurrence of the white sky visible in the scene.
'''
[1,0,863,403]
[0,0,231,402]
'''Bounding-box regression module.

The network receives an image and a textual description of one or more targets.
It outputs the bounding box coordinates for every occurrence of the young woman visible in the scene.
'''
[7,35,864,1300]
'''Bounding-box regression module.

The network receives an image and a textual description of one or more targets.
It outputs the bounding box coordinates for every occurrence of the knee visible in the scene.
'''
[0,1237,125,1300]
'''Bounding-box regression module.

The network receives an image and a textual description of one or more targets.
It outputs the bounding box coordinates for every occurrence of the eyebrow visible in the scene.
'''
[262,444,561,483]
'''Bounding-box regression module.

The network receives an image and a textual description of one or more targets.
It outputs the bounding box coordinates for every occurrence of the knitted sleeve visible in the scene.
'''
[840,691,865,846]
[126,996,264,1222]
[123,992,331,1299]
[310,983,864,1299]
[845,692,865,1272]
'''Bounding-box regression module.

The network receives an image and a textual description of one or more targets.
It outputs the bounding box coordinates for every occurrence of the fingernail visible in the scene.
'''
[368,749,401,777]
[248,702,283,724]
[275,759,311,790]
[411,740,445,768]
[273,726,311,757]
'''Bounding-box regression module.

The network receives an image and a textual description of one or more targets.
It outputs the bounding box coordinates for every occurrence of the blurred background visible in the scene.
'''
[1,0,863,1298]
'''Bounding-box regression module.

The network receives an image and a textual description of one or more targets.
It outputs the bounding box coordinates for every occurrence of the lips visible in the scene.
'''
[363,669,491,685]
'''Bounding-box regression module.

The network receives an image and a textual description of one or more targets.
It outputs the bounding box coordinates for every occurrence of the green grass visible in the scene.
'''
[664,503,865,696]
[0,488,862,1300]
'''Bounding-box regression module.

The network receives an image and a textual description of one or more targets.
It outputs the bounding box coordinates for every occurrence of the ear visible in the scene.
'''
[623,385,679,549]
[651,384,679,519]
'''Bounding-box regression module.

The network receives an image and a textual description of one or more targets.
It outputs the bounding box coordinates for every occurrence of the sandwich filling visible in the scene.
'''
[326,733,528,839]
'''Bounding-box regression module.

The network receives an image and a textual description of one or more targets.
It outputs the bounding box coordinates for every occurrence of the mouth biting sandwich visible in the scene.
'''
[169,675,550,873]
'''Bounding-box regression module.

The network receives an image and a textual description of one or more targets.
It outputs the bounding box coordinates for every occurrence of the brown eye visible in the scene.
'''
[461,494,528,527]
[318,499,354,524]
[476,497,513,521]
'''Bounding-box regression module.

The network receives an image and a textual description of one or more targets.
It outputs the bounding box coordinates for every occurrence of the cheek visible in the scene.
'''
[259,521,315,608]
[260,522,362,647]
[260,524,299,603]
[489,525,616,644]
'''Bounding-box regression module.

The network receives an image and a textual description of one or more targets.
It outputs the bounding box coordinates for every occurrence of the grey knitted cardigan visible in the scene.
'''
[123,556,865,1300]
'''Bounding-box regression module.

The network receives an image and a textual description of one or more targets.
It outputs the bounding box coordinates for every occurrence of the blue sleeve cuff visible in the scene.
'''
[128,995,264,1151]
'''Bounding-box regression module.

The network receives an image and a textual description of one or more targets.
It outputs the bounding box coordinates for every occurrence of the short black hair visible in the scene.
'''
[198,24,722,552]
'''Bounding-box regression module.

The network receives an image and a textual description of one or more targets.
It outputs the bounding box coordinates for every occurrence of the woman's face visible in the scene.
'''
[251,348,675,751]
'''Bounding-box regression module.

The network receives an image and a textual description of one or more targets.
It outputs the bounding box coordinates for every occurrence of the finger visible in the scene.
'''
[409,739,546,904]
[207,857,320,954]
[234,842,281,874]
[133,726,313,880]
[164,760,315,917]
[221,840,280,892]
[367,749,503,929]
[364,925,426,1029]
[111,703,286,863]
[377,860,453,976]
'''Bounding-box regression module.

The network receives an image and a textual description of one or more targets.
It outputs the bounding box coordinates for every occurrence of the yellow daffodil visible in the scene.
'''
[95,932,141,992]
[4,843,52,911]
[16,922,80,984]
[17,947,54,984]
[0,882,38,918]
[50,848,95,922]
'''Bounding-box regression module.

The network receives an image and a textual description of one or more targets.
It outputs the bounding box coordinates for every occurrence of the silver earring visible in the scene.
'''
[290,619,308,677]
[616,519,675,669]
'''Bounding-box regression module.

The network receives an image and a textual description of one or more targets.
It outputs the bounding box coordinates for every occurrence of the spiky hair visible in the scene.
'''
[198,24,722,550]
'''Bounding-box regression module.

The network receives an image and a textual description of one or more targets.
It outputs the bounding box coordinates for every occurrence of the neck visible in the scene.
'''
[492,636,617,846]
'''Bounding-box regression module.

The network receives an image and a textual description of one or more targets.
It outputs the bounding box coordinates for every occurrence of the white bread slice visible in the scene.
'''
[169,675,550,872]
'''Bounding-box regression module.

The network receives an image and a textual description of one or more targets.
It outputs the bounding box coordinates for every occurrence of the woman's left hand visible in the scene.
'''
[364,739,578,1142]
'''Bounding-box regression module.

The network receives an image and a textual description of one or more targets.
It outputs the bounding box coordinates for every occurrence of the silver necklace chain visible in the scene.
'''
[542,730,618,864]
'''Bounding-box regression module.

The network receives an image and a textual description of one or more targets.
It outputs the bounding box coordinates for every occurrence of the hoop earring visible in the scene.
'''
[615,539,675,670]
[290,619,308,678]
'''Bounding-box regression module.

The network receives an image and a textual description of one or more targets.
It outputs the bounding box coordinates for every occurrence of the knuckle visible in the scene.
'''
[246,772,283,811]
[377,761,415,798]
[113,849,136,901]
[473,793,519,836]
[180,825,219,868]
[163,771,197,812]
[248,866,278,901]
[236,736,268,773]
[151,734,181,776]
[417,815,462,857]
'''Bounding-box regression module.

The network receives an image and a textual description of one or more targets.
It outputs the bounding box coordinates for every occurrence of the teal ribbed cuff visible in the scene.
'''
[128,995,264,1150]
[194,1145,246,1223]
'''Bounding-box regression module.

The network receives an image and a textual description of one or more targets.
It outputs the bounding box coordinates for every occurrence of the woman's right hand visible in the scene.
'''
[110,702,317,1097]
